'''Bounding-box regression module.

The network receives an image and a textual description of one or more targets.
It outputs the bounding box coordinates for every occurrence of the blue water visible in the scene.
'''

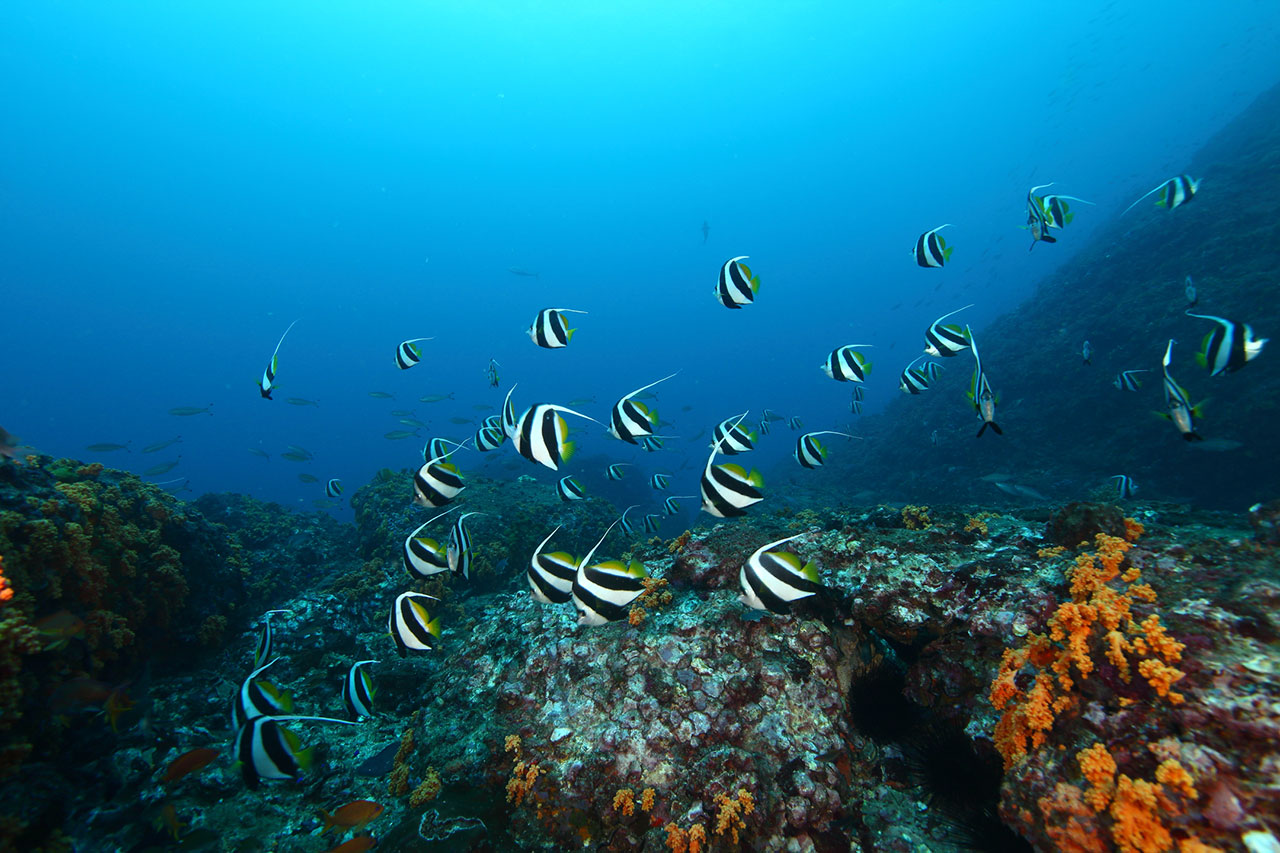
[3,1,1278,515]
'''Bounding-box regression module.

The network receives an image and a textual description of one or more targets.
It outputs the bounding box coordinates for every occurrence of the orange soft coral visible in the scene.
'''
[1154,760,1197,800]
[992,530,1188,768]
[613,788,635,816]
[1078,744,1117,812]
[1137,659,1185,703]
[506,760,542,806]
[713,788,754,844]
[665,823,707,853]
[1110,775,1172,853]
[1037,782,1109,853]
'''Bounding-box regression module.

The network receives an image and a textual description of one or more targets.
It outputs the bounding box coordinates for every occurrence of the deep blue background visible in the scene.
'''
[3,1,1277,515]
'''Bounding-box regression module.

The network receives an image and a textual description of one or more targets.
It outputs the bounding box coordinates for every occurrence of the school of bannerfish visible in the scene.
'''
[228,172,1268,787]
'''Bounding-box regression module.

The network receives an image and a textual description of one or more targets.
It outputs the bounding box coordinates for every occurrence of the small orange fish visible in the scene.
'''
[320,800,384,834]
[324,838,375,853]
[49,677,113,712]
[103,687,135,733]
[161,747,220,784]
[34,610,85,650]
[157,803,186,840]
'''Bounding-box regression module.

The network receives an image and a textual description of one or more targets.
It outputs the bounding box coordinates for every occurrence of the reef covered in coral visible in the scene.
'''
[3,443,1276,852]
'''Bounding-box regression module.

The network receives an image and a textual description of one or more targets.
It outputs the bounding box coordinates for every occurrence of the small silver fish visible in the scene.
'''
[143,458,181,476]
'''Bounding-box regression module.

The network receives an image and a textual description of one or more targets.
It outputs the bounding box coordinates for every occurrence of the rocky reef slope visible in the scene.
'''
[30,462,1276,853]
[827,82,1280,511]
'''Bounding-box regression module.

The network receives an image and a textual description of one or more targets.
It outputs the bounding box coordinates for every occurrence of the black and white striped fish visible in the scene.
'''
[513,403,598,470]
[403,508,458,579]
[738,533,823,614]
[1025,184,1058,250]
[1122,174,1201,216]
[342,660,377,719]
[1160,339,1203,441]
[650,473,671,490]
[662,495,695,516]
[924,305,972,357]
[701,412,764,517]
[899,357,930,394]
[821,345,873,382]
[794,431,855,468]
[608,374,677,444]
[1110,475,1137,500]
[912,225,953,268]
[711,417,756,454]
[715,256,761,309]
[447,512,483,579]
[413,453,465,508]
[1113,369,1149,391]
[923,362,944,381]
[232,658,292,730]
[617,504,639,536]
[571,517,647,626]
[395,337,434,370]
[234,714,355,789]
[638,436,664,452]
[850,399,862,415]
[253,609,293,668]
[421,437,451,463]
[527,525,579,604]
[325,479,342,498]
[1186,311,1268,376]
[388,591,442,656]
[967,326,1002,437]
[528,308,587,349]
[758,417,771,435]
[643,514,662,534]
[606,462,630,481]
[501,385,520,439]
[1039,192,1094,229]
[474,425,506,452]
[257,320,299,400]
[557,476,586,501]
